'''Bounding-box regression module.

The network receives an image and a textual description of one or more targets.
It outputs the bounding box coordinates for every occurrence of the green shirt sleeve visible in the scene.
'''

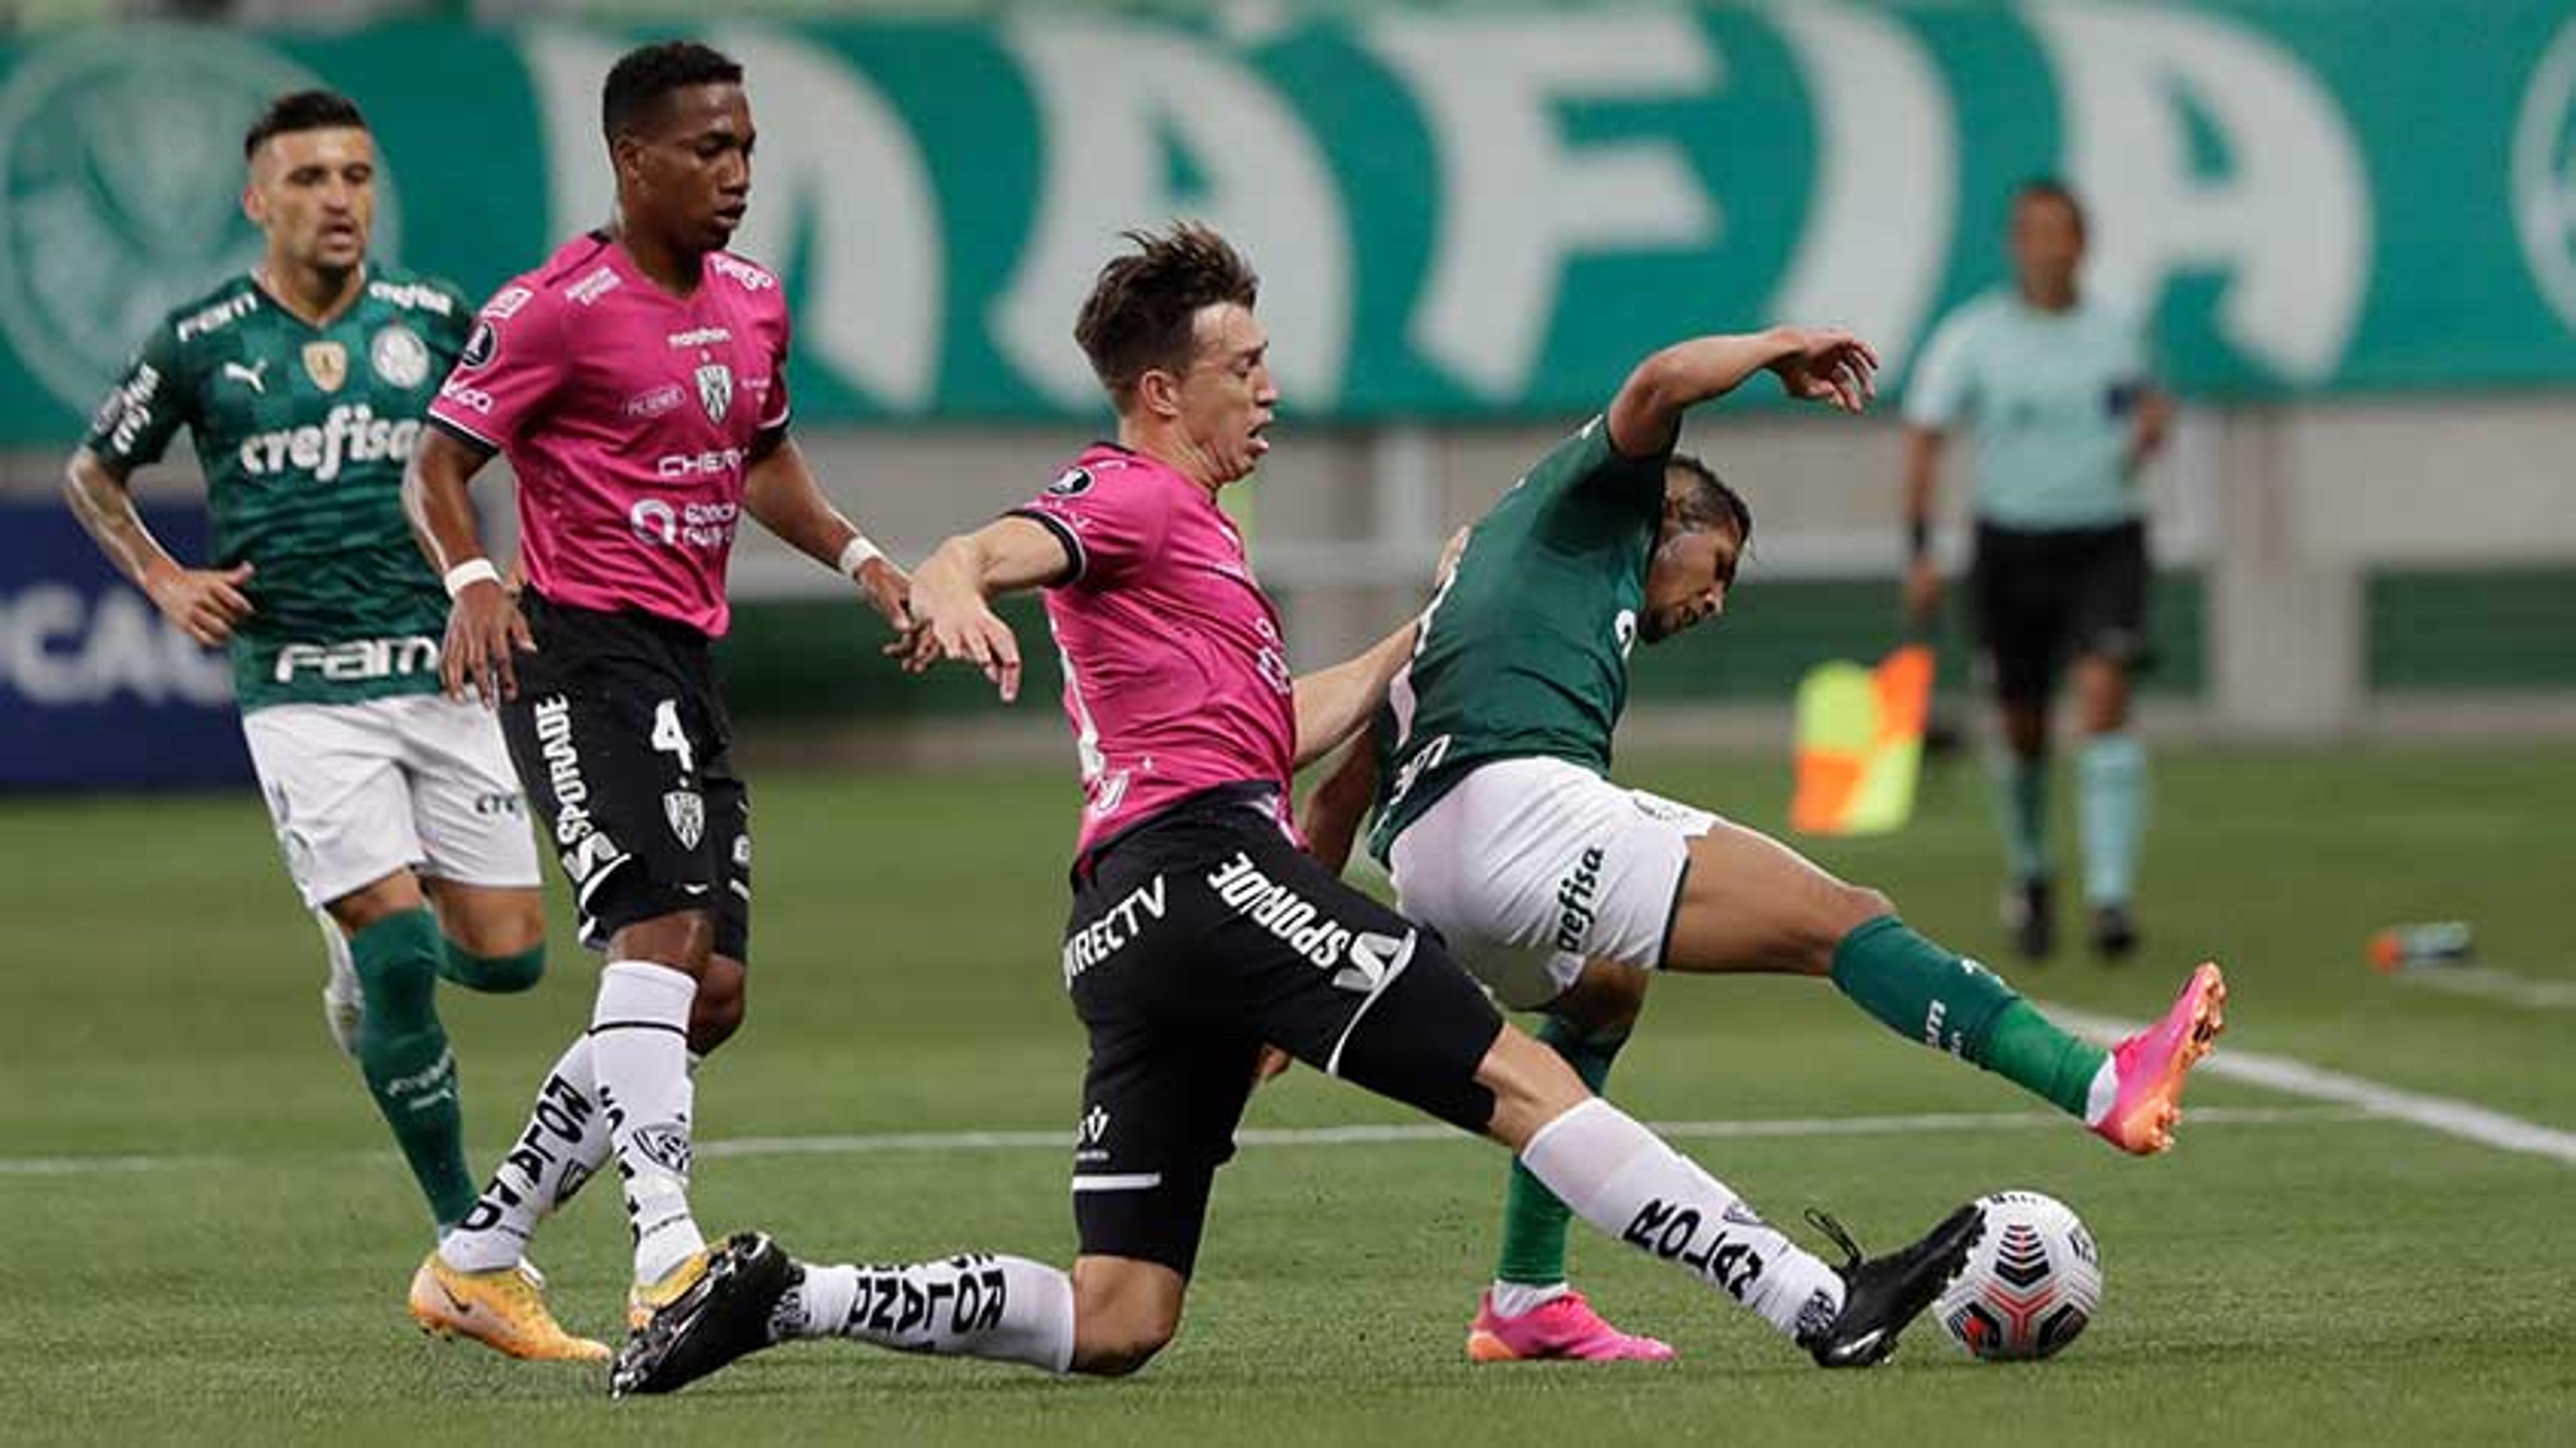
[82,319,191,474]
[1520,415,1668,554]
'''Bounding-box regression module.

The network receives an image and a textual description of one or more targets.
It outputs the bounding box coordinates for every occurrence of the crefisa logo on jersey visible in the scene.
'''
[694,361,733,423]
[0,30,402,416]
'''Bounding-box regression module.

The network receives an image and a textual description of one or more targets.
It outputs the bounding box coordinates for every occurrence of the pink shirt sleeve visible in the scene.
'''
[757,303,792,435]
[1012,462,1171,587]
[429,280,565,452]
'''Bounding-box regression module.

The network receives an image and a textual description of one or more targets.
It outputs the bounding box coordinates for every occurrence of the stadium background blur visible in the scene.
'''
[1,3,2569,1443]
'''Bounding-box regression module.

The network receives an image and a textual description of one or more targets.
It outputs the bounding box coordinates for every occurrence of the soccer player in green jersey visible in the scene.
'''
[1303,324,2224,1363]
[1902,180,2174,961]
[62,91,594,1357]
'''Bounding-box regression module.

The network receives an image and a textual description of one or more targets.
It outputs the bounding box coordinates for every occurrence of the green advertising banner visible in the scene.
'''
[3,1,2574,445]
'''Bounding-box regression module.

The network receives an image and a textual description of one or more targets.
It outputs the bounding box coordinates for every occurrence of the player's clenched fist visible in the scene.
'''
[441,577,536,706]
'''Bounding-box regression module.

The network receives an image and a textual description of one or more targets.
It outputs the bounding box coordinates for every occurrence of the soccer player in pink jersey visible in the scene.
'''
[612,225,1984,1397]
[398,42,912,1361]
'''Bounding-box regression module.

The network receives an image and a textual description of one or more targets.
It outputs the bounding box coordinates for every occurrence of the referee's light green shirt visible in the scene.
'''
[1903,289,2155,531]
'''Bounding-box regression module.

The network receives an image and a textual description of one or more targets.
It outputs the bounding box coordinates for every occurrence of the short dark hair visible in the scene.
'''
[243,90,366,161]
[1074,222,1261,406]
[2012,176,2088,237]
[602,41,743,142]
[1667,452,1751,582]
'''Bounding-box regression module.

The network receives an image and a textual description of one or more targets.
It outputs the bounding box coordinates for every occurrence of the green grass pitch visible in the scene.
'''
[3,743,2571,1444]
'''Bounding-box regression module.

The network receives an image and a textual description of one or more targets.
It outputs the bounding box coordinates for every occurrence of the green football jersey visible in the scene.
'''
[1366,416,1668,861]
[84,266,472,712]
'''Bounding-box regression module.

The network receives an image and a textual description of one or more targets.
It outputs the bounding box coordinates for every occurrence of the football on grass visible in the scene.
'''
[1937,1190,2102,1361]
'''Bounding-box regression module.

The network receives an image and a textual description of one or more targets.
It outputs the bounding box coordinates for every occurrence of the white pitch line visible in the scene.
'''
[704,1104,2356,1161]
[2037,998,2576,1166]
[2388,965,2576,1011]
[0,1105,2361,1179]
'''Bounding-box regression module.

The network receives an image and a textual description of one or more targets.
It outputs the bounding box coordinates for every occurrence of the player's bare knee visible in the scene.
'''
[609,910,717,975]
[688,960,747,1053]
[1071,1312,1177,1377]
[1551,962,1648,1037]
[325,872,425,935]
[1069,1263,1183,1377]
[440,892,546,959]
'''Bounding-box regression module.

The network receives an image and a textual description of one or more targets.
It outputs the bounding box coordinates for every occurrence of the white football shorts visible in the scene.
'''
[1387,755,1718,1011]
[241,692,541,909]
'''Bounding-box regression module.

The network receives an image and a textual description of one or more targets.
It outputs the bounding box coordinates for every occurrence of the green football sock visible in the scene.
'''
[1829,916,2106,1119]
[1991,749,2050,884]
[350,909,477,1228]
[2079,733,2147,907]
[438,939,545,994]
[1494,1015,1629,1287]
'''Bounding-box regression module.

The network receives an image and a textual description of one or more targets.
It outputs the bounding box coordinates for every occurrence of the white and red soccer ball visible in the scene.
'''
[1937,1190,2102,1361]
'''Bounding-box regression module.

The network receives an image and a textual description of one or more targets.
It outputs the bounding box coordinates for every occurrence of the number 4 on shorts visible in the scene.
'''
[651,699,696,776]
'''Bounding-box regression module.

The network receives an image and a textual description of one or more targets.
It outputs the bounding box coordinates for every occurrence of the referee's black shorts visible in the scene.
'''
[1061,784,1505,1278]
[1970,519,2150,707]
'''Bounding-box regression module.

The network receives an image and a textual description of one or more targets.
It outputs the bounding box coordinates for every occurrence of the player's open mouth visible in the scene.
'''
[1248,419,1272,456]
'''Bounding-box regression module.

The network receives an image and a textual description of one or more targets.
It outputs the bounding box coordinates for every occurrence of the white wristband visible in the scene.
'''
[836,533,884,578]
[443,558,501,599]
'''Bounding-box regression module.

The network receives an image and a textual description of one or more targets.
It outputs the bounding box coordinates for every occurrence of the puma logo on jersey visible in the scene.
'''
[223,360,269,393]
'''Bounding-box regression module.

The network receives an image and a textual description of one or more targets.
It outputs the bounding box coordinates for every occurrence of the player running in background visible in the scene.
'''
[1294,327,2224,1364]
[64,90,549,1255]
[1902,180,2173,962]
[401,42,912,1361]
[610,223,1985,1399]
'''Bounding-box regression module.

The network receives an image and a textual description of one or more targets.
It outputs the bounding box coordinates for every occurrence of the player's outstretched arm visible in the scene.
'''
[62,446,254,648]
[403,427,529,707]
[1606,326,1880,459]
[743,439,914,634]
[1298,724,1383,875]
[899,517,1073,703]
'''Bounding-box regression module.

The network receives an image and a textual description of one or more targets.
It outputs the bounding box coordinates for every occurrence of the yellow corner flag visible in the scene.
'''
[1790,642,1935,836]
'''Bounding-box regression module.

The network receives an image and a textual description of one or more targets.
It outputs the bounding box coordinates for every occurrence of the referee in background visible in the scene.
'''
[1900,178,2171,964]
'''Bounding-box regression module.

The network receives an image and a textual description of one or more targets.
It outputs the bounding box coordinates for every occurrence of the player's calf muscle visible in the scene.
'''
[1476,1027,1597,1151]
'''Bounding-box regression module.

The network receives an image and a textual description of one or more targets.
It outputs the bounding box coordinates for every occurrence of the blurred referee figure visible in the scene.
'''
[1900,179,2171,963]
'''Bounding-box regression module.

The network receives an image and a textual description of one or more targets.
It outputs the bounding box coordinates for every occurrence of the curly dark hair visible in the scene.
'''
[1074,222,1261,406]
[602,40,743,142]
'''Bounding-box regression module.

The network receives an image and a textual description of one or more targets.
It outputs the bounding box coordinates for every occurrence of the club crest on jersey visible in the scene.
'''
[694,361,733,423]
[664,788,705,849]
[1047,466,1093,497]
[368,324,428,388]
[301,340,347,393]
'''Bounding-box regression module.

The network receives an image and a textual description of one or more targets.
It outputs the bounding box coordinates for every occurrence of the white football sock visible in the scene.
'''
[1519,1099,1843,1340]
[438,1036,612,1274]
[781,1255,1075,1372]
[592,961,706,1285]
[1489,1281,1571,1319]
